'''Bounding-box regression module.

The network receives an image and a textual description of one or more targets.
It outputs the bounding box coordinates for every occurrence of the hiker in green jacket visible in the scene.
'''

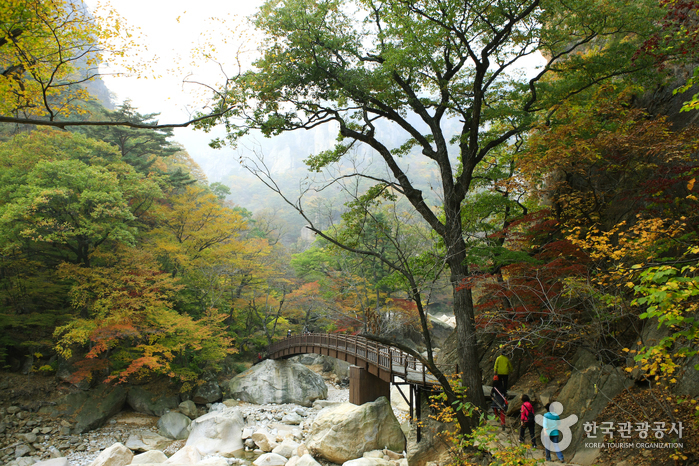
[494,353,514,393]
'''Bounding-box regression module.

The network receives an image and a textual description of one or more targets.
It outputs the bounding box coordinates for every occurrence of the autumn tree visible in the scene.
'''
[0,0,140,123]
[54,246,232,388]
[285,281,332,333]
[0,129,162,267]
[0,128,164,366]
[0,0,238,130]
[149,184,248,277]
[498,81,699,381]
[200,0,664,432]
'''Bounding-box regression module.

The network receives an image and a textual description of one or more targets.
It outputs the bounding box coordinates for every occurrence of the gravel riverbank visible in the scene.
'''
[4,384,409,466]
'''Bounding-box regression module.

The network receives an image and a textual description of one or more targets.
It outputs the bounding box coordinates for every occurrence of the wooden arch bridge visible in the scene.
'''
[268,333,447,439]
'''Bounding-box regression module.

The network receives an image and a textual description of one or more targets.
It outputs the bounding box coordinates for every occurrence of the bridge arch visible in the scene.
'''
[269,333,452,443]
[268,333,438,387]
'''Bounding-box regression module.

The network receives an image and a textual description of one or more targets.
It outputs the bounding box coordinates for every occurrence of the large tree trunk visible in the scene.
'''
[446,213,486,425]
[450,263,486,419]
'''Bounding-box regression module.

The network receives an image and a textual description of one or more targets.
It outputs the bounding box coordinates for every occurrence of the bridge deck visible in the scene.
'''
[268,333,442,386]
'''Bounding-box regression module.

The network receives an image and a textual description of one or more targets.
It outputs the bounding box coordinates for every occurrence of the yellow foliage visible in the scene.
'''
[150,185,249,271]
[0,0,146,120]
[54,246,233,384]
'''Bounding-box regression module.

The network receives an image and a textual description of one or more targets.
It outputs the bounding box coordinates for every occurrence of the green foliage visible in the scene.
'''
[0,129,162,266]
[231,362,248,375]
[429,378,539,466]
[54,246,233,385]
[630,246,699,381]
[210,182,231,200]
[76,102,179,172]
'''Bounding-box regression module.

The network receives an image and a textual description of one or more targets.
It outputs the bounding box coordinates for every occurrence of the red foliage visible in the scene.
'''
[468,211,591,365]
[638,0,699,66]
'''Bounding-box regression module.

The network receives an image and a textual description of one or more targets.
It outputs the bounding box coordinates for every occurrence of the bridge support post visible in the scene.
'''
[349,365,390,405]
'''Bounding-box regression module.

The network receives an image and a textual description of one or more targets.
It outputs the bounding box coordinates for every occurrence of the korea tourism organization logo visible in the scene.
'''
[582,420,684,450]
[534,402,684,451]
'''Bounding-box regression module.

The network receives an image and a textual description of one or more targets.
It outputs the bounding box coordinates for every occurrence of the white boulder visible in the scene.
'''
[157,412,191,440]
[125,431,171,452]
[225,360,327,407]
[252,431,278,452]
[253,453,288,466]
[33,459,69,466]
[184,407,244,457]
[131,450,168,464]
[88,443,133,466]
[307,397,405,464]
[272,438,300,458]
[164,445,200,465]
[296,454,321,466]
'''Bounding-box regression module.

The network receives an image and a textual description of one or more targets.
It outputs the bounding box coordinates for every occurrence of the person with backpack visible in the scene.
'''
[494,352,514,393]
[543,402,565,462]
[491,375,508,430]
[519,394,537,448]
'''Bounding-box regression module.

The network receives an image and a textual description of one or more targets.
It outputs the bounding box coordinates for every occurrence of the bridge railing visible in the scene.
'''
[268,333,445,385]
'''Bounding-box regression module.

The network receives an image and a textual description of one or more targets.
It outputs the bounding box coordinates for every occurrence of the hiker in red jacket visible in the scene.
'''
[519,394,537,448]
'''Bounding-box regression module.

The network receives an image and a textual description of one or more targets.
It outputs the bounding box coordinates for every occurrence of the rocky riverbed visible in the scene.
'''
[1,384,411,466]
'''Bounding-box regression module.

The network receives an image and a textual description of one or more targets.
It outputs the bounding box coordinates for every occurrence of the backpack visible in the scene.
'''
[522,402,534,423]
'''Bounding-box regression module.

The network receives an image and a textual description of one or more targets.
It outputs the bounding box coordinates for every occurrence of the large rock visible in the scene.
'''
[33,460,69,466]
[52,385,127,434]
[131,450,168,464]
[157,412,191,440]
[307,397,405,464]
[184,407,244,457]
[125,430,172,452]
[192,380,222,404]
[426,314,454,348]
[296,455,321,466]
[293,354,322,365]
[390,386,410,412]
[571,348,599,371]
[253,453,288,466]
[127,387,180,417]
[164,445,200,465]
[224,359,327,407]
[272,438,300,458]
[674,353,699,397]
[251,431,278,452]
[556,364,632,455]
[178,400,199,419]
[321,356,351,379]
[88,443,133,466]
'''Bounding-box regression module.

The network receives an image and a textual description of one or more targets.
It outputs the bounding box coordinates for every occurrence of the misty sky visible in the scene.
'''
[86,0,264,169]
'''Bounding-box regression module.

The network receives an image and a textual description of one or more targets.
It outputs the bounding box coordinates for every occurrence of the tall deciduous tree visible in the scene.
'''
[0,0,140,122]
[0,129,162,266]
[149,184,248,275]
[55,246,232,387]
[200,0,663,432]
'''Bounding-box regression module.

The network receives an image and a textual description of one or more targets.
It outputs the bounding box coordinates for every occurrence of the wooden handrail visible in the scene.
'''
[268,333,442,386]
